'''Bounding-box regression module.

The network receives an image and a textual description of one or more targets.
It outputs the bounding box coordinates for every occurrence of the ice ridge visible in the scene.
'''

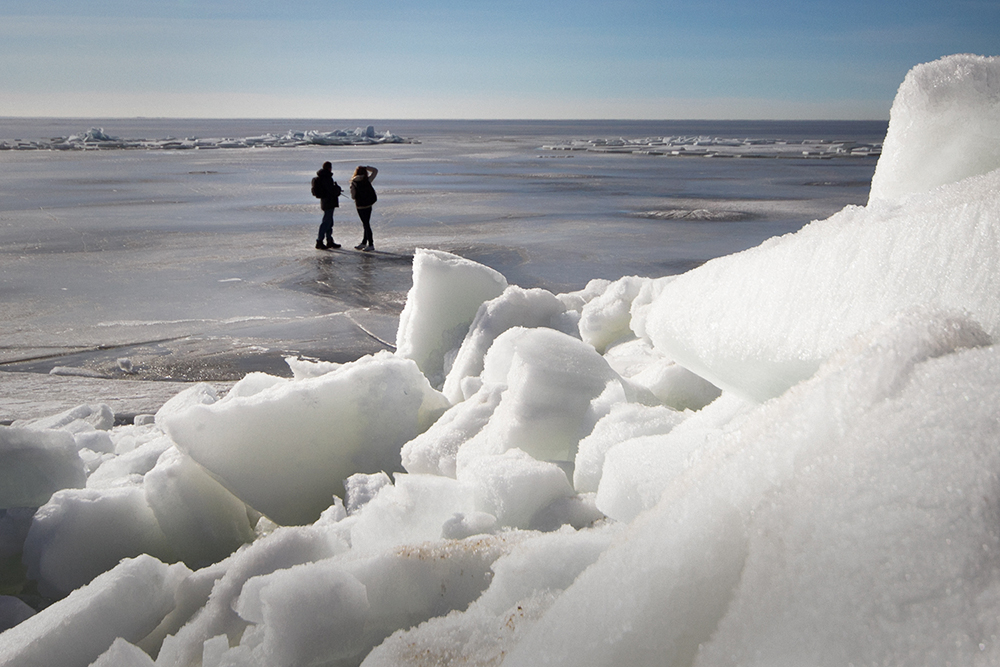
[0,125,414,151]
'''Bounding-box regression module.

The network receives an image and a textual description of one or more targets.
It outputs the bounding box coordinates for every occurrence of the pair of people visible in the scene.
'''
[314,162,378,252]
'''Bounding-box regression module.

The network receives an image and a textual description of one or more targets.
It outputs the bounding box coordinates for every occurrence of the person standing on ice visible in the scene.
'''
[350,165,378,251]
[313,161,342,250]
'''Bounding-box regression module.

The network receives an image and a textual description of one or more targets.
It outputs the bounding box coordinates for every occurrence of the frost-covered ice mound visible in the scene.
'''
[645,53,1000,402]
[0,125,412,151]
[2,54,1000,667]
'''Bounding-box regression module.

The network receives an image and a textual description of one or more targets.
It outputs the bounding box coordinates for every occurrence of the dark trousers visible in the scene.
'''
[358,207,374,246]
[318,209,334,242]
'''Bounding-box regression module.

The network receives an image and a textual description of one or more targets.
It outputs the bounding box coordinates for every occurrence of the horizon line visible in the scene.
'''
[0,115,890,123]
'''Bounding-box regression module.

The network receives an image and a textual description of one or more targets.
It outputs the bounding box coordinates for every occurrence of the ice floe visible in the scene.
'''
[542,135,881,159]
[0,125,413,151]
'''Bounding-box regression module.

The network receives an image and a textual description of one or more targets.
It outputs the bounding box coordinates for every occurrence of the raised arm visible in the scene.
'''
[366,166,378,182]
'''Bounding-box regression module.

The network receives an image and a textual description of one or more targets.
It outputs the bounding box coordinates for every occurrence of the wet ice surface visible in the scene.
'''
[0,120,882,419]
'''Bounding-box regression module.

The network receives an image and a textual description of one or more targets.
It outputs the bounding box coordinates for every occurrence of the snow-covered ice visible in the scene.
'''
[0,53,999,667]
[644,54,1000,402]
[161,354,449,526]
[541,135,882,159]
[869,54,1000,202]
[0,125,413,151]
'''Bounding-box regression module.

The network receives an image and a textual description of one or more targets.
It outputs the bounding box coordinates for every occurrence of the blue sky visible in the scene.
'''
[1,0,997,119]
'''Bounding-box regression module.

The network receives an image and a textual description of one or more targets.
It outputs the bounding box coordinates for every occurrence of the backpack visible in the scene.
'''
[312,177,342,199]
[355,179,377,207]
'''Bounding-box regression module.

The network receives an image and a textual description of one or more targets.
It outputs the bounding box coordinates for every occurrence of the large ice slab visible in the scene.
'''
[143,447,255,568]
[162,353,449,525]
[395,249,508,387]
[0,426,86,509]
[456,327,627,466]
[22,486,174,598]
[0,555,187,667]
[441,285,577,404]
[870,54,1000,202]
[644,167,1000,401]
[154,521,345,667]
[501,309,1000,667]
[641,53,1000,403]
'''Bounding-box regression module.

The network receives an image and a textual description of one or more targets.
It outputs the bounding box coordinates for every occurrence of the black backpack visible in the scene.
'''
[355,179,377,207]
[311,177,342,199]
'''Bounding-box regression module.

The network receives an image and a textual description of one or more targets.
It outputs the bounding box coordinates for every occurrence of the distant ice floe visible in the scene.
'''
[0,125,414,151]
[542,135,882,159]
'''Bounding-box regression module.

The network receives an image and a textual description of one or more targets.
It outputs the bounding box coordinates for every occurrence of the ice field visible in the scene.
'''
[0,115,880,418]
[2,53,1000,666]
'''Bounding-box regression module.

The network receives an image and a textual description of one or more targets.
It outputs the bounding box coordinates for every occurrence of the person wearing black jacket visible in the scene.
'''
[314,162,342,250]
[349,165,378,251]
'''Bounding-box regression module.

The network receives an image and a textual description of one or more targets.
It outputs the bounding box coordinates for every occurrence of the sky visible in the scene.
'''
[1,0,998,120]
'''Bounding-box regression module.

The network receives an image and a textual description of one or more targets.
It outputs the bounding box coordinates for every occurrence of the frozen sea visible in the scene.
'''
[0,118,885,421]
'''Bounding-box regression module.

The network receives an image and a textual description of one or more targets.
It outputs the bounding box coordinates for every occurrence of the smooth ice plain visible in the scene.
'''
[4,53,1000,667]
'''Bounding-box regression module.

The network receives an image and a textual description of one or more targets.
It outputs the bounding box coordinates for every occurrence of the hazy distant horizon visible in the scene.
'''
[0,117,890,146]
[0,115,892,122]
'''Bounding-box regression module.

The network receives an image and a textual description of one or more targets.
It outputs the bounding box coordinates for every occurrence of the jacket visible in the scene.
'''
[316,170,341,211]
[350,176,377,208]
